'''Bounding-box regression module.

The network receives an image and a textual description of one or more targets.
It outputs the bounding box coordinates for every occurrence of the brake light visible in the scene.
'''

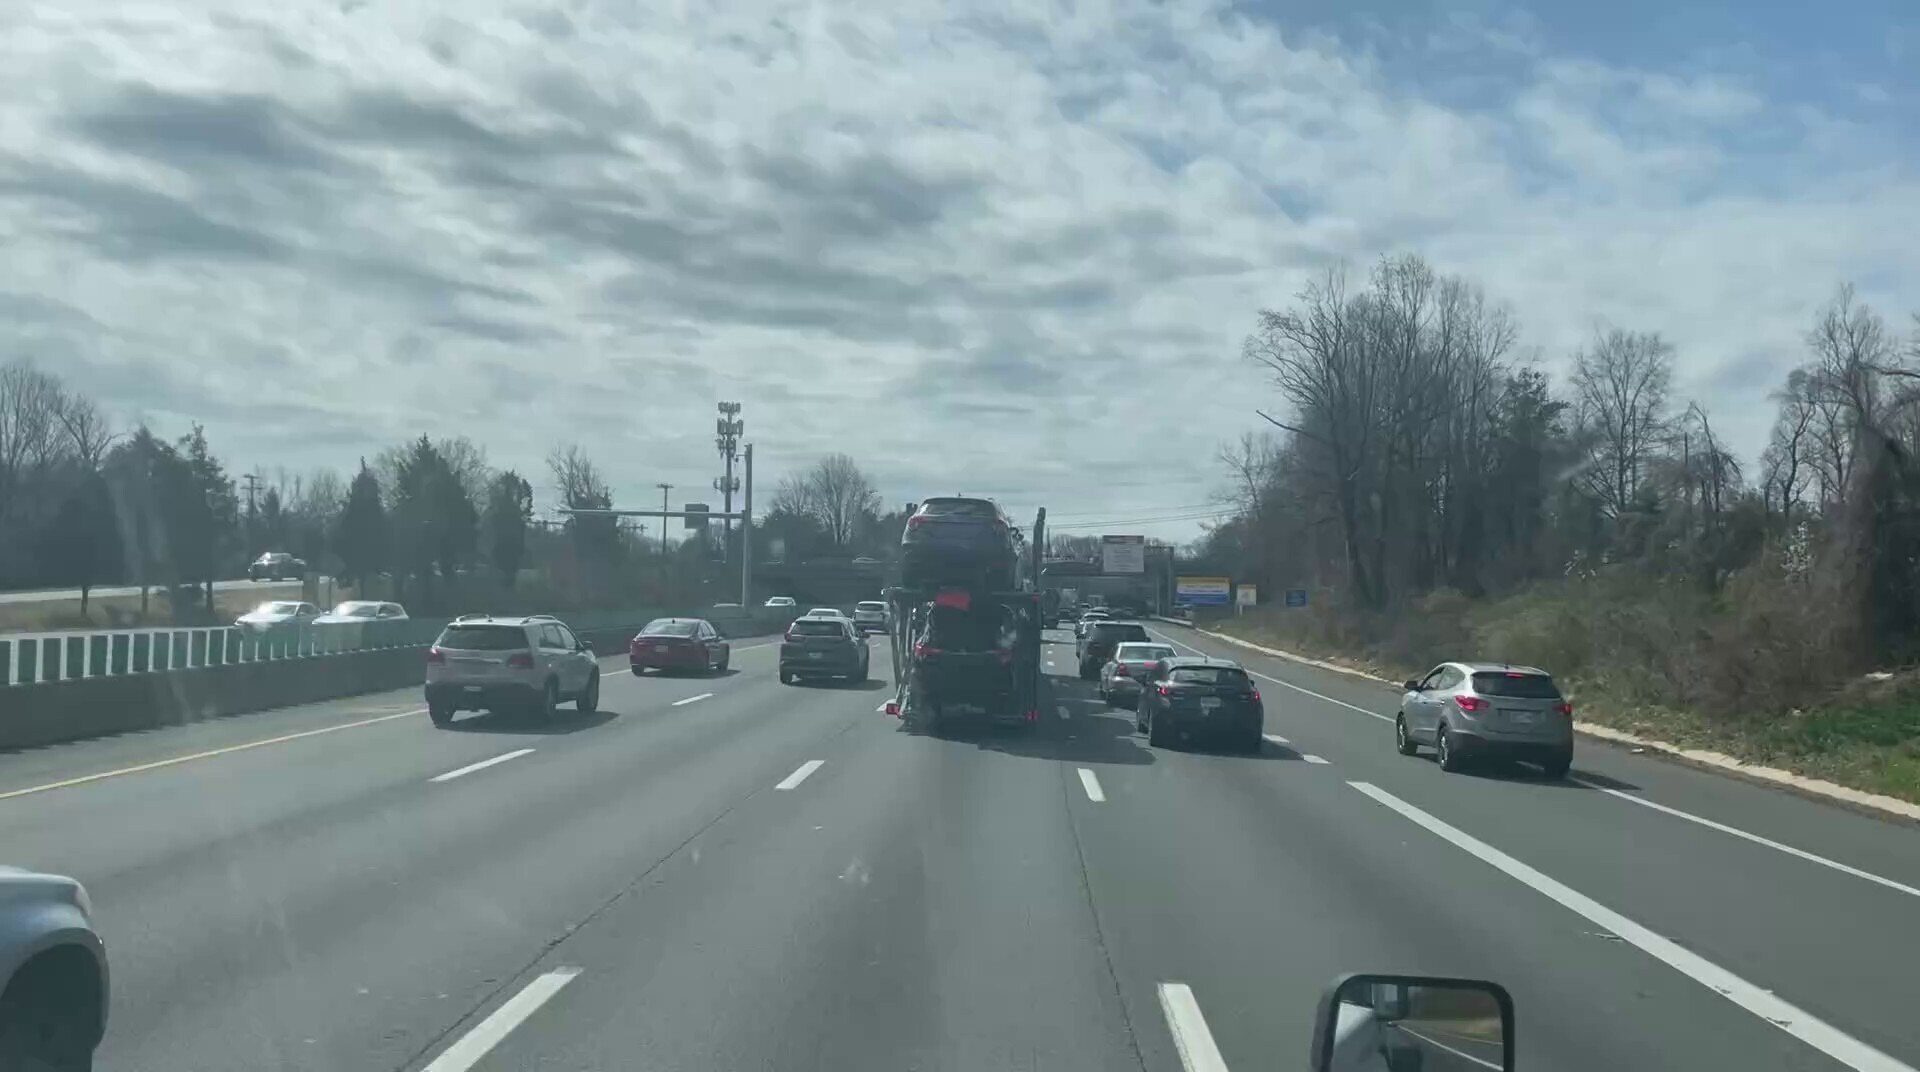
[1455,695,1489,712]
[1158,684,1172,696]
[885,700,902,717]
[1555,701,1573,716]
[1250,688,1261,704]
[933,590,971,610]
[427,647,446,664]
[507,652,534,669]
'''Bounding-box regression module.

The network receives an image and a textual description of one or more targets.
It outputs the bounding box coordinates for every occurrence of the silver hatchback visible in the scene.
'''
[1395,662,1573,777]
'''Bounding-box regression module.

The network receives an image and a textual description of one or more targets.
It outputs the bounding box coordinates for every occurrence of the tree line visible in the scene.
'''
[1204,253,1920,696]
[0,362,739,617]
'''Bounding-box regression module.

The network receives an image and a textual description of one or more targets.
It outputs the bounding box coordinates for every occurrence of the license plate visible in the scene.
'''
[464,685,482,693]
[1508,710,1536,724]
[1200,697,1221,711]
[808,651,823,660]
[654,645,669,653]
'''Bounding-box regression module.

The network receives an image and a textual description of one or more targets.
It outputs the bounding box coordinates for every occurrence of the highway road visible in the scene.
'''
[0,577,310,605]
[2,622,1917,1070]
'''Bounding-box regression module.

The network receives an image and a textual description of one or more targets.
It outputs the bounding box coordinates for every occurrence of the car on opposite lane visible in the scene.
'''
[1098,642,1177,707]
[0,867,108,1072]
[234,600,320,634]
[246,551,307,581]
[779,616,870,684]
[424,615,600,726]
[1076,619,1150,678]
[629,617,731,675]
[1397,662,1574,777]
[1135,656,1264,752]
[852,600,889,634]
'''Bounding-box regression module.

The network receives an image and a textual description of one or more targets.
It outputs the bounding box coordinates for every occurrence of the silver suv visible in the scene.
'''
[424,615,600,726]
[1396,662,1573,777]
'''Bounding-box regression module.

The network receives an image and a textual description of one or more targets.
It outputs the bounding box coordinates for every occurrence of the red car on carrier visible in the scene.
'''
[629,618,731,675]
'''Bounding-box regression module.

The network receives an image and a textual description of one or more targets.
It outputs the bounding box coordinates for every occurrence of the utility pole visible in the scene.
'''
[655,483,674,557]
[241,472,262,555]
[741,444,753,606]
[715,402,743,563]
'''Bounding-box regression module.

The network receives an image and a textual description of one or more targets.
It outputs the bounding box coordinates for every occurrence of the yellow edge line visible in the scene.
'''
[0,708,425,802]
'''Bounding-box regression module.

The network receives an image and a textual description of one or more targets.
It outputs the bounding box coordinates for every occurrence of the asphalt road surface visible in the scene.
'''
[0,577,312,605]
[2,623,1916,1071]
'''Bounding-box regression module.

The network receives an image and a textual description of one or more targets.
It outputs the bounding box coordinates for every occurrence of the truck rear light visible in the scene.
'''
[427,647,446,664]
[507,652,534,669]
[1455,695,1489,713]
[914,642,942,658]
[885,700,902,717]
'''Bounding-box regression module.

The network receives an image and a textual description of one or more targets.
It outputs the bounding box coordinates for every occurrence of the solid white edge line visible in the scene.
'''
[420,967,581,1072]
[1348,780,1915,1072]
[775,759,825,791]
[1396,1025,1503,1071]
[1157,982,1231,1072]
[1568,777,1920,900]
[1077,767,1105,802]
[671,692,714,706]
[429,748,536,783]
[1154,629,1920,902]
[1301,754,1331,765]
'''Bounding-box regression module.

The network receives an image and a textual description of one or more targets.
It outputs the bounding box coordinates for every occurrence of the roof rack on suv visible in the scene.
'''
[453,613,487,622]
[524,614,557,622]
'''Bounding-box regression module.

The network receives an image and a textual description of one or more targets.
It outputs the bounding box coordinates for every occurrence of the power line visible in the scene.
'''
[1048,507,1239,532]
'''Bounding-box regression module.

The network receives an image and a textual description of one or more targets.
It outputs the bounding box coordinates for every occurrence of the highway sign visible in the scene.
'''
[684,503,711,531]
[1236,585,1258,608]
[1101,535,1146,574]
[1175,576,1231,607]
[1284,588,1307,608]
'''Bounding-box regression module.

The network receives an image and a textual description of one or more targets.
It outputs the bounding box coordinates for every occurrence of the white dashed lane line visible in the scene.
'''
[1077,768,1106,802]
[1157,982,1230,1072]
[429,749,535,784]
[775,760,824,791]
[671,692,713,706]
[1263,733,1289,746]
[419,967,581,1072]
[1301,754,1331,765]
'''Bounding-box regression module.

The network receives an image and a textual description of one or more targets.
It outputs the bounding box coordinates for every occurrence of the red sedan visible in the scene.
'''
[629,618,731,675]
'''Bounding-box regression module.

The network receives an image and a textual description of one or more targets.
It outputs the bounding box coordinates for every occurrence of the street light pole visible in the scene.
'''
[740,444,753,606]
[655,483,673,557]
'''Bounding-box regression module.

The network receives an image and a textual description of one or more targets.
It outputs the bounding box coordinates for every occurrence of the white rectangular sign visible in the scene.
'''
[1101,534,1146,574]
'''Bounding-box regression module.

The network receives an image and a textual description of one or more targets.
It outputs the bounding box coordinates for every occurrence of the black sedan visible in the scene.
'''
[778,617,870,684]
[1136,657,1264,753]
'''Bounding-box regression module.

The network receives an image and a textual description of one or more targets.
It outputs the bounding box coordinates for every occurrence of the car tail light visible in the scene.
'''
[1250,688,1261,704]
[784,626,798,640]
[914,642,941,658]
[907,515,928,529]
[885,700,902,717]
[1455,695,1490,713]
[1158,684,1172,697]
[1024,708,1039,722]
[1555,701,1573,716]
[507,652,534,669]
[427,647,446,664]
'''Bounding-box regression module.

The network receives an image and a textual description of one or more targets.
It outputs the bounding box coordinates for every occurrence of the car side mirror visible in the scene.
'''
[579,641,594,653]
[1312,974,1513,1072]
[1403,680,1421,692]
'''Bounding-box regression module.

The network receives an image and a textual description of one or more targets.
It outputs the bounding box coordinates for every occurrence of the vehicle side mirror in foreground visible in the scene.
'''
[579,641,594,653]
[1402,680,1421,692]
[1313,974,1513,1072]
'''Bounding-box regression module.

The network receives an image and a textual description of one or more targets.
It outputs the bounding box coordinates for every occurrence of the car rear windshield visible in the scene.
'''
[640,620,699,637]
[856,602,886,611]
[437,625,527,651]
[789,620,848,637]
[918,498,998,518]
[1115,644,1175,663]
[1091,623,1149,642]
[1472,672,1562,699]
[1170,667,1251,686]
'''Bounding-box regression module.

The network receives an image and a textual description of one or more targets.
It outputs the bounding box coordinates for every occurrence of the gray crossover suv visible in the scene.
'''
[425,615,600,726]
[1396,662,1573,777]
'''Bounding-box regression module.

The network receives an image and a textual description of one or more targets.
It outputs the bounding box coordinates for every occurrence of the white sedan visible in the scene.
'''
[234,601,320,633]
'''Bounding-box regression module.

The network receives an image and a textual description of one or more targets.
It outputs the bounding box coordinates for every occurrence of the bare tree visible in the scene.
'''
[804,453,880,549]
[56,394,115,468]
[1571,327,1673,518]
[0,362,69,523]
[1760,370,1817,520]
[546,443,611,512]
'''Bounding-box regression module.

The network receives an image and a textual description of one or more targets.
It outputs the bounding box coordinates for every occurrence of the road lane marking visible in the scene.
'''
[1398,1025,1502,1071]
[1157,983,1230,1072]
[1569,777,1920,900]
[1162,630,1920,898]
[1057,705,1072,720]
[1077,768,1105,802]
[1263,734,1290,745]
[1349,780,1915,1072]
[421,967,581,1072]
[875,703,889,712]
[1301,754,1330,765]
[0,708,426,802]
[776,759,824,790]
[430,749,535,783]
[672,692,713,706]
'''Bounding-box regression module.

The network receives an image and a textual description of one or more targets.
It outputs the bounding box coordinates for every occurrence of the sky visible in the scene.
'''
[1,0,1915,545]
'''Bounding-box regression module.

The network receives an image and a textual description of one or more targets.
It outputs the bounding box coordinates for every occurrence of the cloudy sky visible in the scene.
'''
[2,0,1915,543]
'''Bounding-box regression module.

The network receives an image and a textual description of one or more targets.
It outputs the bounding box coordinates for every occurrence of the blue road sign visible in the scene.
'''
[1284,588,1308,608]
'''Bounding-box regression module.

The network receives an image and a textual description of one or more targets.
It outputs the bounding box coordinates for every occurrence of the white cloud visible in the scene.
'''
[0,0,1914,542]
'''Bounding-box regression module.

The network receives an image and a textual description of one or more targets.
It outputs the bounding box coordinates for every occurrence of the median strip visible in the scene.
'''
[430,749,535,783]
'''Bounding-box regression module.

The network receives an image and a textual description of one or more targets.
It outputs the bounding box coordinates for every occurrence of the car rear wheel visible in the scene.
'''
[1539,748,1572,780]
[428,700,453,727]
[576,672,599,714]
[779,669,794,685]
[538,680,559,721]
[1147,708,1170,748]
[1436,724,1463,772]
[719,647,731,672]
[1395,714,1419,755]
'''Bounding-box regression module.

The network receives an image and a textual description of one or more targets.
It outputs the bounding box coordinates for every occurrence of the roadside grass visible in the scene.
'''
[1210,574,1920,806]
